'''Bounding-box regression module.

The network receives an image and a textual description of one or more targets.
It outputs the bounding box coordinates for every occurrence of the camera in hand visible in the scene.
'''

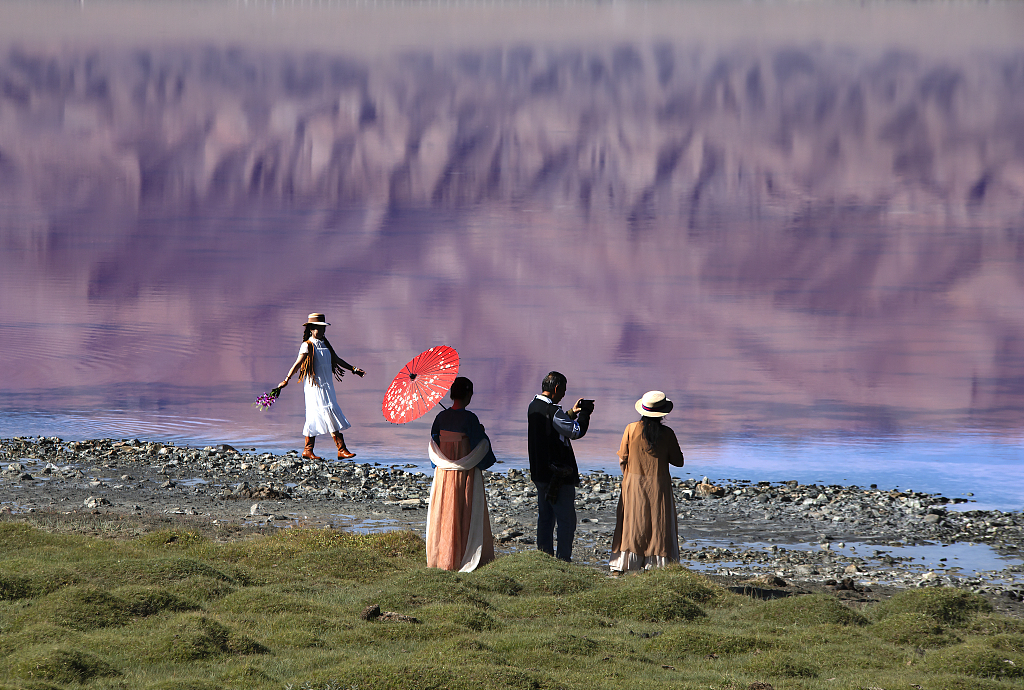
[578,399,595,413]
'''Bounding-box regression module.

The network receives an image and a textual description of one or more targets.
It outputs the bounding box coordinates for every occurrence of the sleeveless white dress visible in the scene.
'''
[301,338,351,436]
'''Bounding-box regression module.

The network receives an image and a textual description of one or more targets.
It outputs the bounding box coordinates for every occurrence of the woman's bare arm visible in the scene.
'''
[278,349,308,390]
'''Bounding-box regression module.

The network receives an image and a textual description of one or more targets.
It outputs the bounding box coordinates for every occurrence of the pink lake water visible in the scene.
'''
[1,0,1022,510]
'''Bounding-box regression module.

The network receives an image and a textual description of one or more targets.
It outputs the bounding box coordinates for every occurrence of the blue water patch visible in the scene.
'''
[685,538,1024,585]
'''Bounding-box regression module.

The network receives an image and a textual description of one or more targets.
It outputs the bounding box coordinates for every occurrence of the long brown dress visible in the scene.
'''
[610,420,685,572]
[425,430,495,572]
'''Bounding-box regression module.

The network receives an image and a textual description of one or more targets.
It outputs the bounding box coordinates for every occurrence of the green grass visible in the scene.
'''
[0,518,1022,690]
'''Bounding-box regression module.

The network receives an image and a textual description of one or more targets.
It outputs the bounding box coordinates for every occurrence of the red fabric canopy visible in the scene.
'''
[381,345,460,424]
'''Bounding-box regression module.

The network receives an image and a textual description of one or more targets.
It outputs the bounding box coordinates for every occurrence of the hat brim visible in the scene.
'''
[304,321,330,326]
[635,398,673,417]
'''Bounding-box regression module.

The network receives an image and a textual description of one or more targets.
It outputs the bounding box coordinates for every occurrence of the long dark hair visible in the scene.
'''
[641,416,662,448]
[299,325,352,385]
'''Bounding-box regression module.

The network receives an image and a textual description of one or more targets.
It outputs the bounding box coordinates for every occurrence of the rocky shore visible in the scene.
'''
[2,437,1022,610]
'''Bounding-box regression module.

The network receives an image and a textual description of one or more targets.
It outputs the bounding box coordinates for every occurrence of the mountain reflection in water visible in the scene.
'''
[0,1,1022,506]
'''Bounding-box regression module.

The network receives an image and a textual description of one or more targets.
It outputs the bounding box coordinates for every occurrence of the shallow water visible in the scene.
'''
[687,539,1024,587]
[1,1,1023,511]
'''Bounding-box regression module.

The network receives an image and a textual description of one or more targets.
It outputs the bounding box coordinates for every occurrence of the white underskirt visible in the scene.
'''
[609,551,673,573]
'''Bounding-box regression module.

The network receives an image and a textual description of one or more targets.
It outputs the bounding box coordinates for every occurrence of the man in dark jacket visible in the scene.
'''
[527,371,592,562]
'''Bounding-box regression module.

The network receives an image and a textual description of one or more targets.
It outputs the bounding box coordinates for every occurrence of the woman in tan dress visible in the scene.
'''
[610,391,685,574]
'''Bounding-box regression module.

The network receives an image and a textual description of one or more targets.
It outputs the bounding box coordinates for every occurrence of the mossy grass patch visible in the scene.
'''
[11,646,120,684]
[648,626,774,657]
[630,565,726,605]
[165,575,236,602]
[88,556,238,586]
[0,523,83,551]
[988,633,1024,654]
[870,611,960,647]
[873,588,992,626]
[145,681,224,690]
[213,586,330,616]
[750,593,868,627]
[0,573,59,601]
[17,583,199,632]
[568,584,705,623]
[744,649,821,678]
[965,614,1024,636]
[215,664,276,686]
[364,568,490,612]
[418,602,502,631]
[466,551,601,595]
[137,529,210,549]
[137,614,269,663]
[566,568,710,622]
[216,528,424,583]
[919,676,1024,690]
[3,519,1024,690]
[924,642,1024,678]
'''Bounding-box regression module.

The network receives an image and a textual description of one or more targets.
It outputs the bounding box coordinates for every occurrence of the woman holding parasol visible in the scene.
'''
[277,313,365,460]
[427,376,496,572]
[381,348,495,571]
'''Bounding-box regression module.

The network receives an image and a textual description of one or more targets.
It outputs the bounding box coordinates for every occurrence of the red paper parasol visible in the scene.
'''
[382,345,460,423]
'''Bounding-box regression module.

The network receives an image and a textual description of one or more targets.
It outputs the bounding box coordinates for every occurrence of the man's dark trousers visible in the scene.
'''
[535,482,576,562]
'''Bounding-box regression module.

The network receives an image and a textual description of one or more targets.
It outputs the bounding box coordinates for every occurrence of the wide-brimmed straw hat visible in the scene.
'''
[304,313,330,327]
[635,391,673,417]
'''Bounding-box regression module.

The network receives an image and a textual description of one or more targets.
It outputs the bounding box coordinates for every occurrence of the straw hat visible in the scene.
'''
[304,313,330,326]
[635,391,673,417]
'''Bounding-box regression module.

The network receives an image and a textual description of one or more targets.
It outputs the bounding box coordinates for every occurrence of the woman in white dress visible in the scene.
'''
[278,313,365,460]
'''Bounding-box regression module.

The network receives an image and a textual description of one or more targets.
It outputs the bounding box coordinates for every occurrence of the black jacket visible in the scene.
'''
[527,396,590,486]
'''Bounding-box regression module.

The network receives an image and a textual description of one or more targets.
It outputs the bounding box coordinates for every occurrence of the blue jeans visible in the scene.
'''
[534,482,576,562]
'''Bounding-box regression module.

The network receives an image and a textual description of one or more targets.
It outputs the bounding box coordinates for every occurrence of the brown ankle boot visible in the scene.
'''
[333,432,356,459]
[302,436,322,460]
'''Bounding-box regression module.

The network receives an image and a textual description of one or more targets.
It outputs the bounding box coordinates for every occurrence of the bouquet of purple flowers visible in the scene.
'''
[254,387,282,411]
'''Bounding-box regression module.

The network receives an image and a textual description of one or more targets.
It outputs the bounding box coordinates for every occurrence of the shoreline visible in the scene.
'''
[2,436,1022,610]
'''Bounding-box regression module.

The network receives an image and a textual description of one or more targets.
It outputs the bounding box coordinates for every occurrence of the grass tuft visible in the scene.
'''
[32,585,134,630]
[146,681,223,690]
[468,551,601,595]
[421,602,502,631]
[547,633,600,655]
[365,568,491,611]
[630,565,726,605]
[745,649,820,678]
[23,583,199,631]
[649,627,773,657]
[138,529,209,549]
[752,593,868,627]
[919,675,1024,690]
[13,646,120,684]
[988,633,1024,654]
[0,574,43,601]
[146,614,270,662]
[565,568,711,622]
[872,588,992,626]
[869,612,960,647]
[924,642,1024,678]
[569,581,705,623]
[217,665,275,684]
[466,570,524,596]
[166,575,237,602]
[113,585,201,616]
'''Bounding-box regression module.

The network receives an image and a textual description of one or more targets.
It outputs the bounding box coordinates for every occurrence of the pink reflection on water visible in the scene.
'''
[2,205,1024,463]
[0,2,1022,481]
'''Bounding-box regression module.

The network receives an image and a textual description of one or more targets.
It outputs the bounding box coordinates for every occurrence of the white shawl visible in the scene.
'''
[426,438,491,572]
